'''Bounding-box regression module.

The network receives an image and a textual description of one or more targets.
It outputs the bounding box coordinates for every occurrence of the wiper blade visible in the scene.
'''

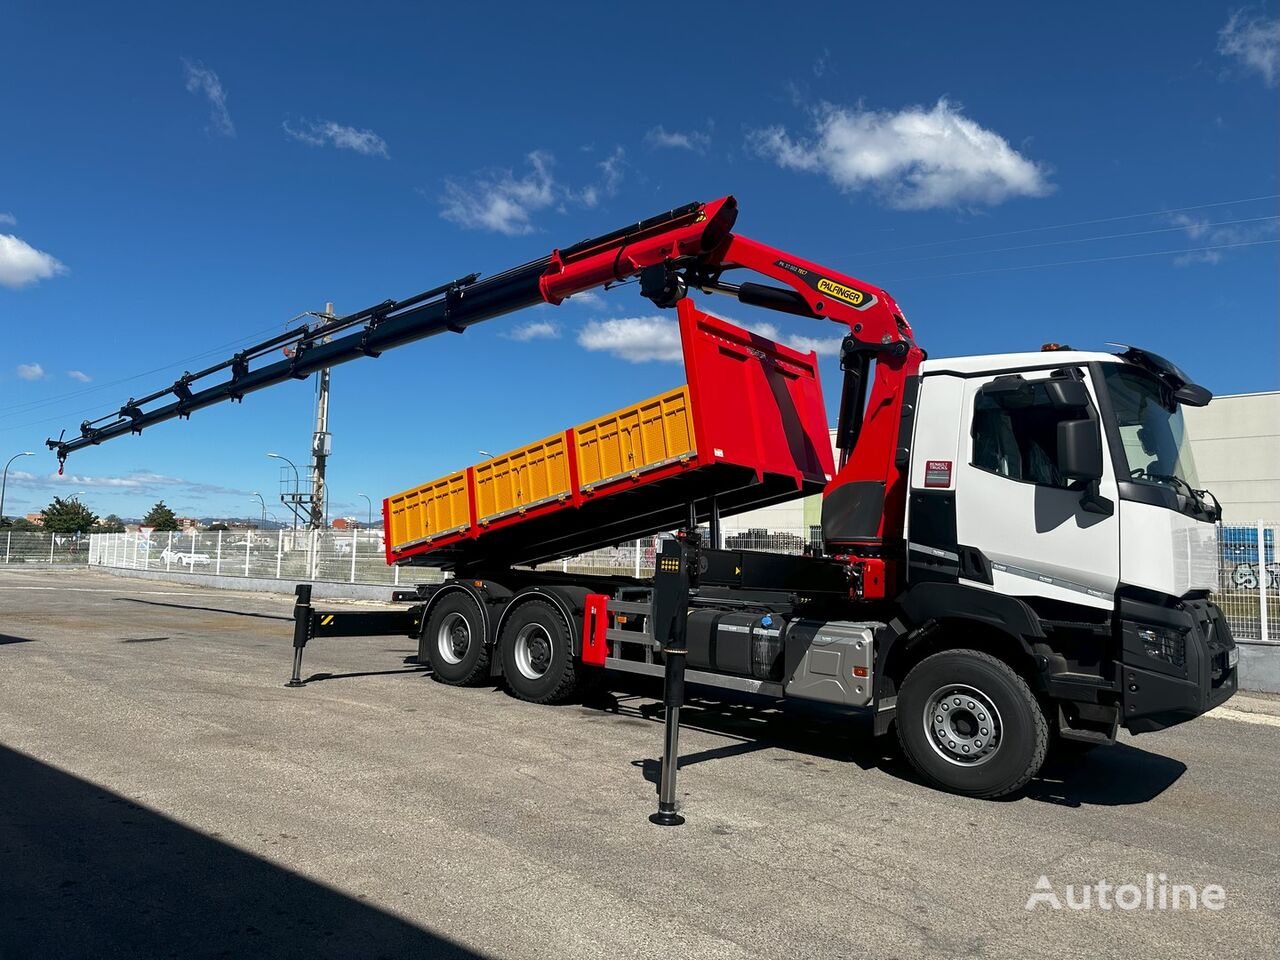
[1135,470,1221,521]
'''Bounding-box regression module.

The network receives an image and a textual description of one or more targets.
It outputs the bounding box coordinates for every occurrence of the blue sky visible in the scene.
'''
[2,1,1277,522]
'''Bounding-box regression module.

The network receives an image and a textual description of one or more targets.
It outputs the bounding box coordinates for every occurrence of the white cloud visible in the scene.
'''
[0,212,16,226]
[182,58,235,137]
[578,316,684,363]
[9,469,245,497]
[645,126,711,153]
[1169,212,1279,265]
[504,320,561,341]
[568,289,604,308]
[440,147,625,234]
[1218,9,1280,86]
[578,314,843,364]
[283,118,389,157]
[67,370,92,382]
[16,362,46,380]
[579,147,626,207]
[441,151,557,235]
[750,98,1051,210]
[0,234,67,289]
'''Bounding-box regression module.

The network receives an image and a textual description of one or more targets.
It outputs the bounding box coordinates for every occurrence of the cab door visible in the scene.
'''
[952,367,1120,611]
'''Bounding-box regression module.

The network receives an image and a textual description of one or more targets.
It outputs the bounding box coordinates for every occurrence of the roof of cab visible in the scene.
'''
[920,350,1122,377]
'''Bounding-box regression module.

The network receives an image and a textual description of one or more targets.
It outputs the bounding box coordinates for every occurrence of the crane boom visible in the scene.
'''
[48,195,924,590]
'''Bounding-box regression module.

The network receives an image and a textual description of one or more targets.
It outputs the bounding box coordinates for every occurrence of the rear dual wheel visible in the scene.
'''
[424,593,490,685]
[499,600,579,704]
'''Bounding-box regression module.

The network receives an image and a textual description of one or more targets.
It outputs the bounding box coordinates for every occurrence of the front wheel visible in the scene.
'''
[896,648,1048,798]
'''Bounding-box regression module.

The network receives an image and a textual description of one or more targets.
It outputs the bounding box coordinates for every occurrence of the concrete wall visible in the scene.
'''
[1184,391,1280,523]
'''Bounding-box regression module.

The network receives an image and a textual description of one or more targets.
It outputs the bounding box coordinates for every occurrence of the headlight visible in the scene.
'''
[1138,627,1186,667]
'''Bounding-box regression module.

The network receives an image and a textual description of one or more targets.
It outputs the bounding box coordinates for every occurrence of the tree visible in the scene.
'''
[6,517,41,531]
[94,514,127,533]
[142,501,180,531]
[207,522,230,532]
[40,497,98,535]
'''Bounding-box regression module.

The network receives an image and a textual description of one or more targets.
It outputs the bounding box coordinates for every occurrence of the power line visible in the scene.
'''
[860,215,1279,269]
[885,238,1279,283]
[846,193,1280,259]
[0,319,293,419]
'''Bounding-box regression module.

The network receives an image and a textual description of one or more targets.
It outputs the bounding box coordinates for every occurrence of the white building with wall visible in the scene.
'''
[1184,391,1280,524]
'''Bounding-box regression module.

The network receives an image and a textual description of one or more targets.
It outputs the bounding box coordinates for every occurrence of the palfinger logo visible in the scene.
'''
[1026,874,1227,911]
[816,277,866,307]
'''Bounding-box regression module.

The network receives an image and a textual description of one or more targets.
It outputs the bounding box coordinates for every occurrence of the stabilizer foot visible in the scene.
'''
[649,808,685,827]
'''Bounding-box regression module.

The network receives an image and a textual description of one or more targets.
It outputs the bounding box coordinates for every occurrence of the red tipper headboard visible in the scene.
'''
[678,299,835,489]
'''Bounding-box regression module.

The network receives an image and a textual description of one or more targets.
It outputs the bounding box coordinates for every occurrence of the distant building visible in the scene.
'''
[331,516,360,530]
[24,513,44,526]
[1184,391,1280,523]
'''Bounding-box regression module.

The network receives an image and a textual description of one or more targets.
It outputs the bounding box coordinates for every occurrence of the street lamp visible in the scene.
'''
[267,453,301,530]
[250,492,266,526]
[357,492,373,528]
[0,451,34,524]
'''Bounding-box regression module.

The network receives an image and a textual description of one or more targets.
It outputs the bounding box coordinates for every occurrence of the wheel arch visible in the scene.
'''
[880,583,1046,701]
[418,579,512,663]
[493,585,590,658]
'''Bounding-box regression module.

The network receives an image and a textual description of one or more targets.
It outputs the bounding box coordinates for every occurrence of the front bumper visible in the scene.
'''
[1119,596,1237,734]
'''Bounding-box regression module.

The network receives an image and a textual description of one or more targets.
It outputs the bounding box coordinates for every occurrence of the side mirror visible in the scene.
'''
[1044,379,1090,410]
[1057,418,1103,482]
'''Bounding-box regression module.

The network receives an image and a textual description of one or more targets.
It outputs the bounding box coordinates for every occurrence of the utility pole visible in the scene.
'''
[309,303,334,531]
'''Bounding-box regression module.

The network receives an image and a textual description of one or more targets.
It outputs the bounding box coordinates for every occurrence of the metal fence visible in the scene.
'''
[79,520,1280,644]
[1217,522,1278,644]
[1,531,92,565]
[87,529,443,587]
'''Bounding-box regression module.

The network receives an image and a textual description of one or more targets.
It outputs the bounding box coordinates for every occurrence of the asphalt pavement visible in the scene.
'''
[0,566,1276,959]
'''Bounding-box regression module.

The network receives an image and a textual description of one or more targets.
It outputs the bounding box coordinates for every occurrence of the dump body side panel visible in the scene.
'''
[386,305,834,568]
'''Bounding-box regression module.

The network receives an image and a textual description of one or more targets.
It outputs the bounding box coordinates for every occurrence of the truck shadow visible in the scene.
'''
[114,596,293,621]
[588,675,1185,808]
[1020,744,1186,807]
[0,743,484,960]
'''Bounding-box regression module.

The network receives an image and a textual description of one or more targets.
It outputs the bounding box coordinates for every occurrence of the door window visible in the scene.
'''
[971,381,1089,488]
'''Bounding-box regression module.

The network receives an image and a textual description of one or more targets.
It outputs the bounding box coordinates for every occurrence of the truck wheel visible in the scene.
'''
[499,600,578,704]
[424,593,490,685]
[896,649,1048,799]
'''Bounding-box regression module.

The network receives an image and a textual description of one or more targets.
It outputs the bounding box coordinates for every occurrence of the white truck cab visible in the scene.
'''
[900,346,1236,756]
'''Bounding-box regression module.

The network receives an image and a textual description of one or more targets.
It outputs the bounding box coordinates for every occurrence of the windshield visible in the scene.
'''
[1102,365,1201,490]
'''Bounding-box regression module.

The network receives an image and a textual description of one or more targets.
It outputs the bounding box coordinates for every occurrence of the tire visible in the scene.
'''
[424,592,490,685]
[896,648,1048,799]
[499,600,579,704]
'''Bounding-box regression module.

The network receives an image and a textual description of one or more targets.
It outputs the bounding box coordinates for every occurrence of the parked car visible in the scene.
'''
[160,548,211,568]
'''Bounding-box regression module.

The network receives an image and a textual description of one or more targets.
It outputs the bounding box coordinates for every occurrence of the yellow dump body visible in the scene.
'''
[384,304,835,568]
[575,387,694,490]
[474,433,572,524]
[385,470,469,550]
[386,386,696,553]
